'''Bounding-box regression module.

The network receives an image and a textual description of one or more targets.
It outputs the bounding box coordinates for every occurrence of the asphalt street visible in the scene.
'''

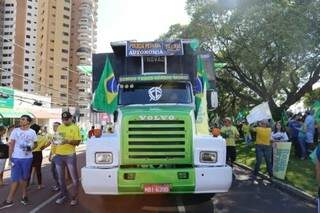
[0,145,316,213]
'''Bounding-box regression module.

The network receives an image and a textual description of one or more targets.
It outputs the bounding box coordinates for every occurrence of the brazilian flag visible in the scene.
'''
[92,57,118,114]
[194,55,209,135]
[195,55,208,115]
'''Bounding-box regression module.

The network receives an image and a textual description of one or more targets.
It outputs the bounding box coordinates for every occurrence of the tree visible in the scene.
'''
[162,0,320,120]
[304,88,320,108]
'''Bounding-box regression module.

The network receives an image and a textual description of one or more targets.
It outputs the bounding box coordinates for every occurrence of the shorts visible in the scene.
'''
[0,159,6,173]
[11,158,33,182]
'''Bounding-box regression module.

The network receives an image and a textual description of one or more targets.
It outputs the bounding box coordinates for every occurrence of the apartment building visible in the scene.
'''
[0,0,16,88]
[0,0,38,92]
[35,0,72,107]
[0,0,4,56]
[0,0,98,119]
[69,0,98,120]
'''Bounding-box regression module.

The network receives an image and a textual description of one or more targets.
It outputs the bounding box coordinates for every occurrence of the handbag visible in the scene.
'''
[0,144,9,159]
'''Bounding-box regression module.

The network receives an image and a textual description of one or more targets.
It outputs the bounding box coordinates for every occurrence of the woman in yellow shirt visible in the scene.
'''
[252,120,273,179]
[29,124,50,189]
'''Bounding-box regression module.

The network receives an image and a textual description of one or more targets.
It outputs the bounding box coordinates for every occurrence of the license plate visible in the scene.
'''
[143,184,170,193]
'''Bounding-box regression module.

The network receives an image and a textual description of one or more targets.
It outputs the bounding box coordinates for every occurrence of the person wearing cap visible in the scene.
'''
[0,115,37,209]
[221,117,239,167]
[251,119,273,180]
[54,111,81,206]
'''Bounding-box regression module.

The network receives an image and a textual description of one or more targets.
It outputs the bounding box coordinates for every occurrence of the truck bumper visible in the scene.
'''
[81,166,232,195]
[81,167,119,195]
[194,166,232,193]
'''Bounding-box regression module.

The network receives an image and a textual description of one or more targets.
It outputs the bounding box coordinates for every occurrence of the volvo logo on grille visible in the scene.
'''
[139,115,175,120]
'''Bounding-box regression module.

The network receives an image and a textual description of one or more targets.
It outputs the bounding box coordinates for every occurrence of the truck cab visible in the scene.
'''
[81,40,232,195]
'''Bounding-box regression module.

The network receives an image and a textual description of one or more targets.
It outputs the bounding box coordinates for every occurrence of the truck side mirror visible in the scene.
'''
[207,90,218,109]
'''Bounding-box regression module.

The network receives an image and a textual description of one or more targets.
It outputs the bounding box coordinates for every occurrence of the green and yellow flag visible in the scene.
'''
[92,57,118,114]
[195,56,209,135]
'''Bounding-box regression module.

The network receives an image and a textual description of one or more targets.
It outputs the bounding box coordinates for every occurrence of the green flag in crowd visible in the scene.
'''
[313,101,320,123]
[92,57,118,114]
[281,110,289,127]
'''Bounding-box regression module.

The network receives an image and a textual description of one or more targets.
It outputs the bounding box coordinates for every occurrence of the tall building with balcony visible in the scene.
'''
[35,0,72,107]
[0,0,38,92]
[0,0,4,73]
[0,0,16,88]
[69,0,98,121]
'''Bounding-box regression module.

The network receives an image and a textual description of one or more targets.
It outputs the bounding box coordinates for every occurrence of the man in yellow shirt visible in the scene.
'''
[252,120,273,179]
[221,117,239,167]
[54,112,81,206]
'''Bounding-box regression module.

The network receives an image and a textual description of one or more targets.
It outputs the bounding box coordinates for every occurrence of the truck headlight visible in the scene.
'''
[200,151,217,163]
[95,152,113,164]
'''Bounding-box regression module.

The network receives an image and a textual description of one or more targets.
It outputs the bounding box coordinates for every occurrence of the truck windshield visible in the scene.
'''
[119,82,192,105]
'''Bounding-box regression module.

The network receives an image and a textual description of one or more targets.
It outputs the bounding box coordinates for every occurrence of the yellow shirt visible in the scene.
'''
[242,124,250,136]
[33,135,50,152]
[55,124,81,155]
[254,127,272,145]
[220,126,239,146]
[50,144,57,155]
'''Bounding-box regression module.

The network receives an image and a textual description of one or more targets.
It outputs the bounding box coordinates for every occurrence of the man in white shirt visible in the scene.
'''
[0,115,37,209]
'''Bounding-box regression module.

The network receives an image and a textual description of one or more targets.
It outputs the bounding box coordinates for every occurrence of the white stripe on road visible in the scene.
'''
[29,184,73,213]
[30,146,86,212]
[175,196,186,213]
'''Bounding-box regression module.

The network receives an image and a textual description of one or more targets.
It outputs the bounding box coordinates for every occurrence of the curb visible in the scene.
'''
[234,162,317,204]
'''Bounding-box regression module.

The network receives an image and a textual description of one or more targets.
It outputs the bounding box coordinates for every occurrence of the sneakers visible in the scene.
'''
[21,197,29,205]
[55,196,67,205]
[70,199,78,206]
[0,200,14,209]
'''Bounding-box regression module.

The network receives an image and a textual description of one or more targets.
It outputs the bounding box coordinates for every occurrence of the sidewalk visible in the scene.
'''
[234,162,317,204]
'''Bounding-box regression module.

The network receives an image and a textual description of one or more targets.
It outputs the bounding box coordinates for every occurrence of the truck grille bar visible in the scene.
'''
[127,120,186,160]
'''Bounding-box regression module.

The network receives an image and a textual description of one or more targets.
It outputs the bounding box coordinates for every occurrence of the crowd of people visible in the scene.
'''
[212,110,319,181]
[0,111,82,210]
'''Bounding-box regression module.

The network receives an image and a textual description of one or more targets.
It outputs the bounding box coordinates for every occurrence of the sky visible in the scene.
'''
[96,0,190,53]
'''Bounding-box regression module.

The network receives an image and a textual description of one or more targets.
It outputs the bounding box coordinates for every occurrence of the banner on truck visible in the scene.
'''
[273,142,291,180]
[126,40,184,57]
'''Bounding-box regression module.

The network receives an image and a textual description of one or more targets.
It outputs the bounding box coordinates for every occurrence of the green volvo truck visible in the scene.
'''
[81,40,232,195]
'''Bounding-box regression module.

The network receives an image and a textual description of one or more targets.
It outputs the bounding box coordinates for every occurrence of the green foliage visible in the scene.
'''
[236,141,318,196]
[162,0,320,119]
[304,88,320,108]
